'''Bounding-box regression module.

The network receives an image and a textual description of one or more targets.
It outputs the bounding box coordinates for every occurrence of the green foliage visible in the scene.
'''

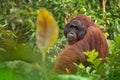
[84,50,101,70]
[0,0,120,43]
[0,61,42,80]
[0,0,120,80]
[76,50,103,80]
[104,34,120,80]
[0,0,37,44]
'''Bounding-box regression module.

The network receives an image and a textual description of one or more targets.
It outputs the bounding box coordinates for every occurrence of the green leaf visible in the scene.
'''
[93,58,101,68]
[52,75,91,80]
[24,19,35,28]
[0,15,4,20]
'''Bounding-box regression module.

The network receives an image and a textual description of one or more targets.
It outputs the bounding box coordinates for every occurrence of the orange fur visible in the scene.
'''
[54,14,108,74]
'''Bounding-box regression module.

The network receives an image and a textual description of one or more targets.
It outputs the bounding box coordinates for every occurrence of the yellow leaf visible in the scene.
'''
[36,8,59,50]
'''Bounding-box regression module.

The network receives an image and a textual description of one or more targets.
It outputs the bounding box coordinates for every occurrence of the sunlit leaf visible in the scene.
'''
[84,50,99,64]
[36,8,59,50]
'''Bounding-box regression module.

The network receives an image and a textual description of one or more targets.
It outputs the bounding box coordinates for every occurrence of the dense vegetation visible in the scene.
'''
[0,0,120,80]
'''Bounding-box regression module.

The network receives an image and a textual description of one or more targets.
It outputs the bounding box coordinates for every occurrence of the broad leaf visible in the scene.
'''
[36,8,59,50]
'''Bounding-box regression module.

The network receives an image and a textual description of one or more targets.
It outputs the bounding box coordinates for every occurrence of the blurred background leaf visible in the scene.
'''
[36,8,59,50]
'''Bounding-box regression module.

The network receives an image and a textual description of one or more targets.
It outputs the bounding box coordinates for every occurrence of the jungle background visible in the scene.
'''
[0,0,120,80]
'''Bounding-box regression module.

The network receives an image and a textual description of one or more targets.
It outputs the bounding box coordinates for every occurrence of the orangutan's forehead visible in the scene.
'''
[70,19,82,26]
